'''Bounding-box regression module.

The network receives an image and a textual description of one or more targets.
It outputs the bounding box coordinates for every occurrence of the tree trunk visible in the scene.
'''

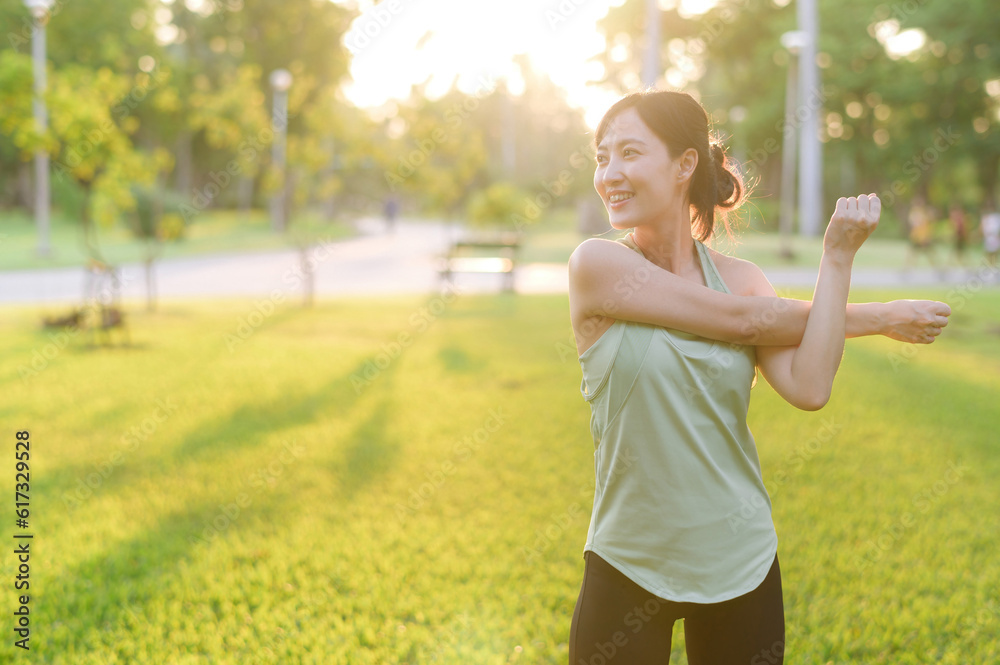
[980,154,999,211]
[238,175,253,221]
[299,243,314,308]
[17,161,33,212]
[145,253,156,312]
[175,130,194,196]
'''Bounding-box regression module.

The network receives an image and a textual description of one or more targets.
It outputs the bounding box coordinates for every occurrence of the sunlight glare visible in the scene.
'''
[341,0,624,128]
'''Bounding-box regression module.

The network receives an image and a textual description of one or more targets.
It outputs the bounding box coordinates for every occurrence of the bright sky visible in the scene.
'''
[337,0,929,127]
[337,0,631,128]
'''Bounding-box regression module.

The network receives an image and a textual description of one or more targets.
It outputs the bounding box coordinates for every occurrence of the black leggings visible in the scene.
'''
[569,551,785,665]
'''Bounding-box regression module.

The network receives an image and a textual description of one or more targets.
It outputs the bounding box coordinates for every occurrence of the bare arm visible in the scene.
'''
[753,195,951,410]
[569,238,813,347]
[569,237,950,349]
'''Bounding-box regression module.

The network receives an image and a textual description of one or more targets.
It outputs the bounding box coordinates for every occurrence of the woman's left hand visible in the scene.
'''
[882,299,952,343]
[824,193,881,259]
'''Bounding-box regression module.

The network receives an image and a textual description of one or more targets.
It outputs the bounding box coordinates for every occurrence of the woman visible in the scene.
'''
[567,90,951,664]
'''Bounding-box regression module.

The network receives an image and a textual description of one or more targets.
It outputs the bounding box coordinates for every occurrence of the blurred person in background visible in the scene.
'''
[982,207,1000,274]
[384,195,400,234]
[904,196,939,274]
[948,202,968,268]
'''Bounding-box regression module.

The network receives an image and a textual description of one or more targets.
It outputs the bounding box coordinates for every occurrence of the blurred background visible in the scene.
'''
[0,0,997,300]
[2,3,999,664]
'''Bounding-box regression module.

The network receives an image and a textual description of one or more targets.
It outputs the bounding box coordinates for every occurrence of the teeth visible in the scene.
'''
[610,193,633,203]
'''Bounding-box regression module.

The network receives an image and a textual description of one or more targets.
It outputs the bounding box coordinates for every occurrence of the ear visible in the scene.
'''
[676,148,699,183]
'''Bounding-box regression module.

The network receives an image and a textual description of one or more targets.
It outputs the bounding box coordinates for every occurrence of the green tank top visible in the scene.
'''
[578,235,777,603]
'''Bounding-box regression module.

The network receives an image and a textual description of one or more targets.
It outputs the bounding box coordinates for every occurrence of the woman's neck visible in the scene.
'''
[631,221,700,277]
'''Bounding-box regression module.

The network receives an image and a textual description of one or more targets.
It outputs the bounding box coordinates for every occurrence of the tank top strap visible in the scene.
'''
[617,233,641,254]
[695,240,732,295]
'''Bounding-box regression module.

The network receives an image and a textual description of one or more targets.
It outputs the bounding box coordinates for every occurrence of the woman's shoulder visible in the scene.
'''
[703,244,772,297]
[569,235,639,270]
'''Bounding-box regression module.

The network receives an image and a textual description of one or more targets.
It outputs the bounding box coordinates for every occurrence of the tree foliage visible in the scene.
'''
[592,0,1000,225]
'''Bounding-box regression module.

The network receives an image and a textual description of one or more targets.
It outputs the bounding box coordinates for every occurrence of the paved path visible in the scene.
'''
[0,218,996,305]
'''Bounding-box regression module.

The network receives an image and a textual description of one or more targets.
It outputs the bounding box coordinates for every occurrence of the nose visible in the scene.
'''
[600,156,624,188]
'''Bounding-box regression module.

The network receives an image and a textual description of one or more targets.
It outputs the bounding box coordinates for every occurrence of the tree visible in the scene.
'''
[0,51,165,263]
[590,0,1000,232]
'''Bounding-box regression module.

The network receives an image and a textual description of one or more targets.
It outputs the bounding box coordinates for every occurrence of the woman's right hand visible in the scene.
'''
[882,299,952,344]
[823,193,881,259]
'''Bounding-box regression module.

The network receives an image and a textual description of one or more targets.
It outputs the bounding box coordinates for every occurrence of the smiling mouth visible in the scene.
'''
[608,193,634,205]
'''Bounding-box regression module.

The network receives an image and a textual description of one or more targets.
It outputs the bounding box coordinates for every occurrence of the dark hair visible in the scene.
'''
[594,90,744,242]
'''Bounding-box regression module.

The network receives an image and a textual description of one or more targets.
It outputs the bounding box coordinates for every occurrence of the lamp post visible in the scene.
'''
[779,30,807,259]
[797,0,822,237]
[269,68,292,232]
[25,0,54,258]
[642,0,660,86]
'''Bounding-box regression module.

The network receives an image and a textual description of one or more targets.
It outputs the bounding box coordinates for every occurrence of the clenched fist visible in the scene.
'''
[824,193,881,257]
[882,299,952,344]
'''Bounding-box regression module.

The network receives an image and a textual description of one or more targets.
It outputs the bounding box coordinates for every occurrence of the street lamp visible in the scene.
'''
[797,0,822,237]
[269,68,292,232]
[779,30,808,259]
[642,0,660,86]
[25,0,54,258]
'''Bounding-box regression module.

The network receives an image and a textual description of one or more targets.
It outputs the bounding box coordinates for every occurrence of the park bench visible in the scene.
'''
[439,232,522,292]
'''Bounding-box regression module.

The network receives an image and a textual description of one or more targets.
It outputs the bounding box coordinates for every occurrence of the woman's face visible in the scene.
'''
[594,107,687,231]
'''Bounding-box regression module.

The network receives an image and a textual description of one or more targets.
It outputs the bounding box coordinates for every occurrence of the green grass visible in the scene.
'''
[0,208,356,271]
[1,289,998,663]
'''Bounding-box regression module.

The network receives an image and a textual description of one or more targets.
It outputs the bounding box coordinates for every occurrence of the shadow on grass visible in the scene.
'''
[42,359,404,656]
[39,345,406,515]
[836,342,998,460]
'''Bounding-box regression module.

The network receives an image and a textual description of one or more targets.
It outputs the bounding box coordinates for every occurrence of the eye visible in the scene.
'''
[595,154,608,165]
[623,148,636,157]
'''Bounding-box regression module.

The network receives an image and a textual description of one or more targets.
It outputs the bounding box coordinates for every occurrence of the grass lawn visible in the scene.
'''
[1,288,998,664]
[0,208,356,272]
